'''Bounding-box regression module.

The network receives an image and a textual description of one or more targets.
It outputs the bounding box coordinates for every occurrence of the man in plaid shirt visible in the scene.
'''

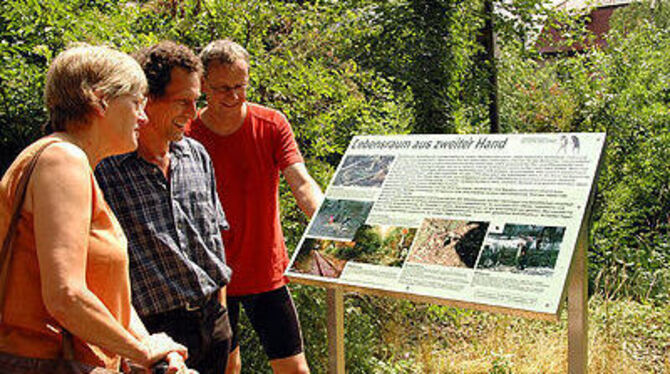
[95,41,232,374]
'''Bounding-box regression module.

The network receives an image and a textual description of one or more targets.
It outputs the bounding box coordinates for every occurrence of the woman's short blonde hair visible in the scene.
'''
[44,44,148,132]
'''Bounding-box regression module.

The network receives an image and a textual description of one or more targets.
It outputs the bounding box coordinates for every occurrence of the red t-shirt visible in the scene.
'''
[185,103,303,296]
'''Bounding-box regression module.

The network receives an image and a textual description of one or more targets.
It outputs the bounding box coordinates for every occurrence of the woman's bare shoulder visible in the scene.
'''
[25,141,92,212]
[37,141,90,170]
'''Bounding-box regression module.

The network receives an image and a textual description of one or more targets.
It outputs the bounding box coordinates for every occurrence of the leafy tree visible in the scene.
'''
[2,0,668,371]
[343,0,489,134]
[499,0,669,303]
[0,1,413,371]
[0,0,154,171]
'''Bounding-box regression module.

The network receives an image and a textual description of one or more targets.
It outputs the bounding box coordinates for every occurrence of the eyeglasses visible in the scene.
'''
[208,83,248,95]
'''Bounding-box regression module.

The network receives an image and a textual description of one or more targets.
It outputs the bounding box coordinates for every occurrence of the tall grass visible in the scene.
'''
[365,296,669,373]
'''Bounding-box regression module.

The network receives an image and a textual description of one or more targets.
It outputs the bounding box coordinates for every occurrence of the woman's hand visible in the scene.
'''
[137,333,188,368]
[165,351,198,374]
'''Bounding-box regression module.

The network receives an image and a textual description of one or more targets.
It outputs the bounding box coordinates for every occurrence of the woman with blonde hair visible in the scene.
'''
[0,44,192,373]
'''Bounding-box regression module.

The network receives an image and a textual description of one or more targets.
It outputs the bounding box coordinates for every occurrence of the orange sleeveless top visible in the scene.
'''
[0,137,132,370]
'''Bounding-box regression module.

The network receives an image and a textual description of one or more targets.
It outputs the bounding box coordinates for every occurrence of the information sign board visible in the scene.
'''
[286,133,605,318]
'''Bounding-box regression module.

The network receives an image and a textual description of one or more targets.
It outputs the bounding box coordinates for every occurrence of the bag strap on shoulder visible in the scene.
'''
[0,140,57,321]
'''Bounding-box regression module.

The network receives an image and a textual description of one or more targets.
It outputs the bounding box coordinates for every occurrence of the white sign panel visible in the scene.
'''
[286,133,605,316]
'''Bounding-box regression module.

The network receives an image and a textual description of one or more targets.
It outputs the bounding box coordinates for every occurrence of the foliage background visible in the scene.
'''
[1,0,667,372]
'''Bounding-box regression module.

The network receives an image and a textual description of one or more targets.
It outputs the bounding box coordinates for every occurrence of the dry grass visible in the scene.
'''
[375,296,669,373]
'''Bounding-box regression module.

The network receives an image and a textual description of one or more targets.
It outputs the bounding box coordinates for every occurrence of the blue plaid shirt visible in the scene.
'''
[95,138,232,316]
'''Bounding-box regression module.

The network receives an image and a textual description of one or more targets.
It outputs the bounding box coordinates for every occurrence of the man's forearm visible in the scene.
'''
[293,177,323,218]
[283,163,324,218]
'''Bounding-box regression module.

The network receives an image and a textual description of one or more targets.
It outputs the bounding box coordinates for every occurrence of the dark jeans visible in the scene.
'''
[142,294,232,374]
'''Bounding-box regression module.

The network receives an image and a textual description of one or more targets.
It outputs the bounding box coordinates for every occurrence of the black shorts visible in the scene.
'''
[228,285,304,360]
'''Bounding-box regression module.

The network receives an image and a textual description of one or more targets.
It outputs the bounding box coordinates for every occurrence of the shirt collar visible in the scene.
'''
[119,139,188,165]
[170,139,187,158]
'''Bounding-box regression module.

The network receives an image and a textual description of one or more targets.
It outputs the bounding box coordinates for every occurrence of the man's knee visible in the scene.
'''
[270,353,310,374]
[292,361,310,374]
[289,358,310,374]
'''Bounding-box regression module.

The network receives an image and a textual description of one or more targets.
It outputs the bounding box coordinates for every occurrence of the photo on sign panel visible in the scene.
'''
[290,225,417,278]
[307,198,373,240]
[406,218,489,268]
[290,238,350,279]
[475,224,566,276]
[347,225,417,267]
[332,155,395,188]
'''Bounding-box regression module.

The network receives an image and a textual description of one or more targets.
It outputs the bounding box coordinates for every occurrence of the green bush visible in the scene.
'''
[1,0,668,371]
[499,0,670,303]
[1,1,414,371]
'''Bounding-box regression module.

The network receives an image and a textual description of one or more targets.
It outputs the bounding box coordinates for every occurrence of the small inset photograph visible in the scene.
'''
[332,155,395,188]
[406,219,489,268]
[476,224,566,276]
[289,225,417,277]
[307,198,373,240]
[289,238,350,278]
[348,225,417,267]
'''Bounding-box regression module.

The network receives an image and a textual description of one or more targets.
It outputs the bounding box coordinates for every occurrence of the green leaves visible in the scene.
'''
[348,0,488,134]
[2,0,668,370]
[500,0,669,304]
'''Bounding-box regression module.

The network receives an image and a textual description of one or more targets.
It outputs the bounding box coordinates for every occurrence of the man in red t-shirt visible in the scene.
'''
[185,39,323,374]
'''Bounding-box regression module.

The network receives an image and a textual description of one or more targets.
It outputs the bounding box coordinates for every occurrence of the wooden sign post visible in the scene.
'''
[327,288,345,374]
[567,212,590,373]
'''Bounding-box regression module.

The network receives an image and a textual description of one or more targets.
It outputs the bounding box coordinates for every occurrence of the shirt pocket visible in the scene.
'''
[189,191,219,237]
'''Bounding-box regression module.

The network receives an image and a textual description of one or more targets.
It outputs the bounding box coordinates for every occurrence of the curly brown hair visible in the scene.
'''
[133,41,202,98]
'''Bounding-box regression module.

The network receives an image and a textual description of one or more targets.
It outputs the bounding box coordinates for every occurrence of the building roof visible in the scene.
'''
[537,0,638,54]
[553,0,637,11]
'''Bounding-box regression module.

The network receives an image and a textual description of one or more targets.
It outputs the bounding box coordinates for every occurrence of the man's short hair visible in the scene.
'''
[44,44,147,132]
[199,39,250,76]
[133,41,203,98]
